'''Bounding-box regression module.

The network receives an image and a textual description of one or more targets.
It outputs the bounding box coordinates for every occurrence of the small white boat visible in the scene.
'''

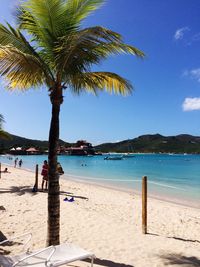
[104,156,123,160]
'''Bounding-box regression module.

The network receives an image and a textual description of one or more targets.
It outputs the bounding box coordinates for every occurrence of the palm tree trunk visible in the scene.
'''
[47,85,62,246]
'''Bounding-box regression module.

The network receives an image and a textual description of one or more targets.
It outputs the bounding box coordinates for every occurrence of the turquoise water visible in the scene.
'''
[1,154,200,208]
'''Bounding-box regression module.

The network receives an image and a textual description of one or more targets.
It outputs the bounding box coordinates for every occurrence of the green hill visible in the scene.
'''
[1,133,200,154]
[0,133,70,153]
[94,134,200,154]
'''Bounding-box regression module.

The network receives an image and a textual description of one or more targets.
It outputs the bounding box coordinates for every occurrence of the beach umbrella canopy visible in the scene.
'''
[26,147,39,152]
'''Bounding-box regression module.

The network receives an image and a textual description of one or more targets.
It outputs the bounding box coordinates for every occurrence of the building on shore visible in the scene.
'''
[65,140,95,156]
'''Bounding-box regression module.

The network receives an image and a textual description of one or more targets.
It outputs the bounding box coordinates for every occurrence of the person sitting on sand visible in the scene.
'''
[57,162,64,175]
[1,168,10,173]
[41,160,48,191]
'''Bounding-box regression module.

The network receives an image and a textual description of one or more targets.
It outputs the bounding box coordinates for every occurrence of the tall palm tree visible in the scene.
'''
[0,0,144,245]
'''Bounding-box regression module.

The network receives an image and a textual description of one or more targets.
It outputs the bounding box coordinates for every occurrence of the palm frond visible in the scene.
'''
[17,1,104,63]
[0,23,55,83]
[0,114,5,129]
[0,23,33,53]
[55,26,144,78]
[17,0,79,40]
[0,45,47,89]
[4,0,144,95]
[65,0,104,23]
[69,71,133,96]
[18,0,64,36]
[17,0,76,65]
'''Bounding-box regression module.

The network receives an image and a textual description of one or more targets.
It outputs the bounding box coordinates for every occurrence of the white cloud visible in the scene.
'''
[174,27,190,40]
[183,97,200,111]
[183,68,200,83]
[190,68,200,82]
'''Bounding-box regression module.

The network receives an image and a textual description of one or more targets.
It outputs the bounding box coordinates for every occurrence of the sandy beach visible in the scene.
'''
[0,164,200,267]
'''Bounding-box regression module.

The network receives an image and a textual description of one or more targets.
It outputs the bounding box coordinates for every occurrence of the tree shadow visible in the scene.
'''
[0,231,21,249]
[0,186,89,200]
[0,186,35,196]
[83,257,134,267]
[146,232,159,237]
[60,190,89,200]
[0,248,10,255]
[167,236,200,244]
[160,253,200,266]
[147,233,200,244]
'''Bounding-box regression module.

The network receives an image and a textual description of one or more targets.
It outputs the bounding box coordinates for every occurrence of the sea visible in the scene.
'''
[0,153,200,208]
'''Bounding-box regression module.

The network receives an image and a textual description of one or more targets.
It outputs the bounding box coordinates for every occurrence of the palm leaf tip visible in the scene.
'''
[0,45,46,90]
[73,72,133,96]
[67,0,105,20]
[130,46,145,58]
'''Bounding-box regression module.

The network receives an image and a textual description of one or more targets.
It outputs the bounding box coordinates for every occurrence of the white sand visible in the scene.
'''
[0,164,200,267]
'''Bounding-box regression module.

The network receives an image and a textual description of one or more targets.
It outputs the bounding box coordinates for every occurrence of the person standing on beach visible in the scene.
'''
[41,160,49,191]
[19,159,23,167]
[14,158,18,168]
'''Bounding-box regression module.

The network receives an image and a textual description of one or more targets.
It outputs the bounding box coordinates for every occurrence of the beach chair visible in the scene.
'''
[0,233,95,267]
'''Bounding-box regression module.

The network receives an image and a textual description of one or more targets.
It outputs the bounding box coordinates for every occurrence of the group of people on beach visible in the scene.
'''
[41,160,64,191]
[14,158,23,168]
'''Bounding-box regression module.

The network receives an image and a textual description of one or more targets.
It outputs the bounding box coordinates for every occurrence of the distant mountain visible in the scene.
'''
[0,133,71,153]
[1,133,200,154]
[94,134,200,154]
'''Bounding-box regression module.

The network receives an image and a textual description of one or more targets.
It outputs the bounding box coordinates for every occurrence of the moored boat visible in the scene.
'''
[104,156,123,160]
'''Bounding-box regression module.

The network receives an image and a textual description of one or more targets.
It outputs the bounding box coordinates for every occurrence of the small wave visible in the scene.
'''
[148,181,186,190]
[65,174,186,190]
[65,173,140,183]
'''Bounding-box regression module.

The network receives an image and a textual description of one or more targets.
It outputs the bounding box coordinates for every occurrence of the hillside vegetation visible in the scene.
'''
[0,134,70,153]
[0,133,200,154]
[95,134,200,154]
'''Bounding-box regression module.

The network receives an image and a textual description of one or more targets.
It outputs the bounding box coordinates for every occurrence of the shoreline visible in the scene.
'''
[1,153,200,209]
[65,174,200,210]
[0,164,200,266]
[2,162,200,210]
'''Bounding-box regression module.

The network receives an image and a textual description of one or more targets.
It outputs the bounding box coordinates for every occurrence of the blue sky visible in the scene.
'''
[0,0,200,145]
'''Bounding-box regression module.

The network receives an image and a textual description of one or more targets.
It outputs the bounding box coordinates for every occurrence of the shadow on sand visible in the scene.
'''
[147,232,200,244]
[0,248,10,255]
[0,186,34,196]
[60,190,88,200]
[167,236,200,244]
[0,231,22,255]
[160,254,200,266]
[0,187,88,200]
[83,258,134,267]
[0,231,133,267]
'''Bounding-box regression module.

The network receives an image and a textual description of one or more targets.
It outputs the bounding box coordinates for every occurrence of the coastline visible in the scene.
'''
[2,161,200,209]
[0,164,200,266]
[1,153,200,210]
[65,173,200,209]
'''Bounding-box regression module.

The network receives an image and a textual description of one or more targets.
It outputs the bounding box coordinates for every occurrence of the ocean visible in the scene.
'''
[1,153,199,208]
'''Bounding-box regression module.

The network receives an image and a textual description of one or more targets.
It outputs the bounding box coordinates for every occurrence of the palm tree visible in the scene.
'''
[0,114,10,139]
[0,0,144,245]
